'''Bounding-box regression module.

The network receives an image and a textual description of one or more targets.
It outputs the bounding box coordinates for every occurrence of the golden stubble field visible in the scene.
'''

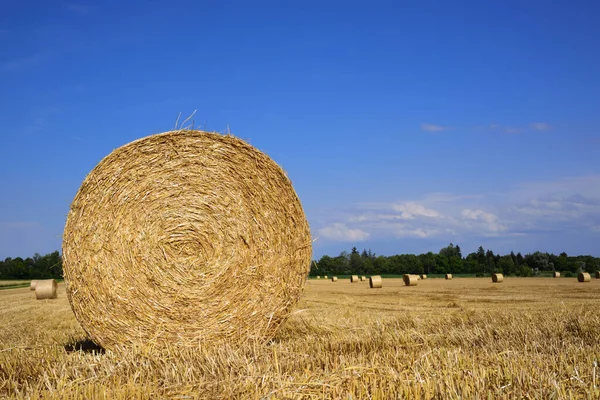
[1,277,599,399]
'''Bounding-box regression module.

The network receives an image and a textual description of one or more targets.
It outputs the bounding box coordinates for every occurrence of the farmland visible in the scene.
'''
[1,277,599,399]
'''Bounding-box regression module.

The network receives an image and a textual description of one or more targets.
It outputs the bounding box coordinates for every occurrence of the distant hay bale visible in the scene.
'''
[553,271,560,278]
[595,271,600,279]
[369,275,382,288]
[492,273,504,283]
[350,275,359,283]
[30,280,39,290]
[420,274,427,280]
[316,276,321,279]
[324,275,328,279]
[360,276,366,281]
[578,272,591,283]
[403,274,418,286]
[34,279,57,300]
[332,276,338,282]
[62,129,312,351]
[445,274,453,280]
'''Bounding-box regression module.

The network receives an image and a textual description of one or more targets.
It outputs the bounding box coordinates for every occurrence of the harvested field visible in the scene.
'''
[1,278,599,398]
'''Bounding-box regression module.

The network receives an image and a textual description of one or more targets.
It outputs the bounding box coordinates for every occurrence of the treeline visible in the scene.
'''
[310,244,600,277]
[0,251,63,279]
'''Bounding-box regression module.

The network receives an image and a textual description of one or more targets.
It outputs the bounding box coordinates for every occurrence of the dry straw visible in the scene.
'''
[332,276,338,282]
[578,272,591,283]
[350,275,359,283]
[360,276,366,281]
[62,129,312,351]
[492,273,504,283]
[34,279,57,300]
[29,280,39,290]
[553,271,560,278]
[420,274,427,280]
[369,275,382,289]
[445,274,453,280]
[403,274,418,286]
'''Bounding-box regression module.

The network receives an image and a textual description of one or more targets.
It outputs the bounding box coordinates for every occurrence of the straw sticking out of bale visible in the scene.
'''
[30,280,39,291]
[553,271,560,278]
[403,274,418,286]
[35,279,57,300]
[360,276,366,281]
[445,274,453,280]
[350,275,359,283]
[578,272,591,283]
[332,276,338,282]
[420,274,427,280]
[492,273,504,283]
[369,275,382,289]
[62,129,312,351]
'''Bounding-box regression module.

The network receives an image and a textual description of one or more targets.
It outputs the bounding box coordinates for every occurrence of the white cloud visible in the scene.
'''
[461,209,506,233]
[530,122,552,131]
[395,227,440,238]
[317,223,370,242]
[421,123,450,132]
[392,202,440,219]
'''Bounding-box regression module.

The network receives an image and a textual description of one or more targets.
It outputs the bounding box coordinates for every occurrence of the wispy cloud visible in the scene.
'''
[317,223,370,242]
[421,123,450,132]
[530,122,552,131]
[392,202,440,219]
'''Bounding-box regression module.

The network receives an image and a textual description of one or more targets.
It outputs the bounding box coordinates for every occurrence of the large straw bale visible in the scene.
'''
[578,272,591,282]
[492,273,504,283]
[34,279,57,300]
[369,275,382,288]
[30,280,39,290]
[553,271,560,278]
[350,275,359,283]
[62,129,312,351]
[445,273,453,280]
[403,274,418,286]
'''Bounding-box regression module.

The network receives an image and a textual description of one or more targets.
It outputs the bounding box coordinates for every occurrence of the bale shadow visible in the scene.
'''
[64,339,105,354]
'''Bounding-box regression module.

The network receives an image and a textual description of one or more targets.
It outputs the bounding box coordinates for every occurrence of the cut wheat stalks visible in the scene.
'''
[34,279,57,300]
[445,274,453,280]
[369,275,382,289]
[578,272,591,283]
[62,129,312,351]
[553,271,560,278]
[29,280,39,290]
[331,276,338,282]
[350,275,359,283]
[492,273,504,283]
[403,274,418,286]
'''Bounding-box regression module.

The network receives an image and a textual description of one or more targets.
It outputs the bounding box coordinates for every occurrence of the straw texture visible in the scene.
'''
[553,271,560,278]
[492,273,504,283]
[62,129,312,350]
[403,274,418,286]
[578,272,591,283]
[30,280,39,291]
[350,275,359,283]
[445,274,453,280]
[34,279,57,300]
[369,275,382,289]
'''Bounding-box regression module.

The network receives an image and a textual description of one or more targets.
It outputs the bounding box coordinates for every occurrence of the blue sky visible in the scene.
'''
[1,0,599,260]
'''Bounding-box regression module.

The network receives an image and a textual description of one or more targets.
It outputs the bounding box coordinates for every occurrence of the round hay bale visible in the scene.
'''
[553,271,560,278]
[62,129,312,350]
[324,275,328,279]
[360,276,366,281]
[492,273,504,283]
[331,276,338,282]
[578,272,591,283]
[369,275,382,289]
[445,273,453,280]
[350,275,359,283]
[30,280,39,290]
[316,276,321,279]
[403,274,418,286]
[420,274,427,280]
[35,279,57,300]
[595,271,600,279]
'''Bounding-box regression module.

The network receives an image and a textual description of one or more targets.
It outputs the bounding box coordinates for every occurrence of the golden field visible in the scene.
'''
[1,277,599,399]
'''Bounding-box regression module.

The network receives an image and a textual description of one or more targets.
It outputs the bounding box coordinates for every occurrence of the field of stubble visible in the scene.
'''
[1,277,599,399]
